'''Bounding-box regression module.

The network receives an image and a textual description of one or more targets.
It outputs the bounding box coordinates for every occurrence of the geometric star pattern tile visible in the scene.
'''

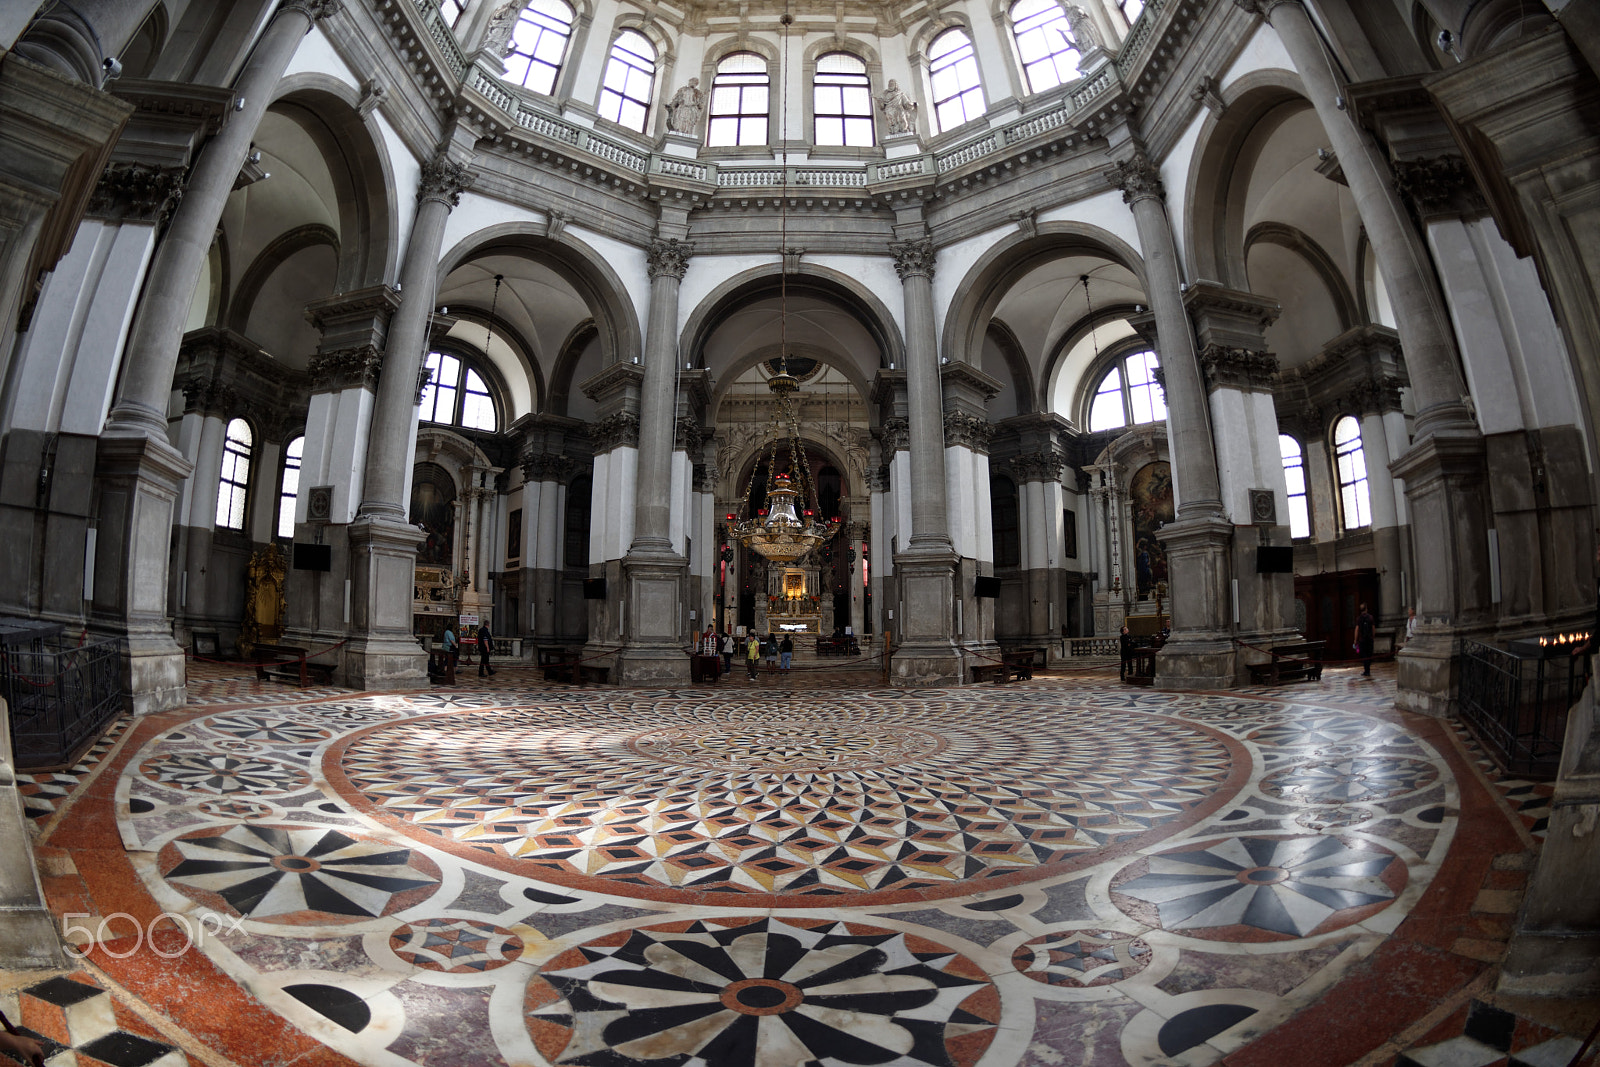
[1110,834,1405,940]
[526,916,1000,1066]
[388,917,524,972]
[157,824,441,923]
[331,702,1241,905]
[139,753,311,795]
[1012,928,1154,987]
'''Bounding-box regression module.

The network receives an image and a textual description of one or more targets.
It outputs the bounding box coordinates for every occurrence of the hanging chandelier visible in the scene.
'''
[724,3,838,565]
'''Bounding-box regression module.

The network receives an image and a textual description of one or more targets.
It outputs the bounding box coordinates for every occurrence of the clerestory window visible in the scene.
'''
[598,29,656,133]
[503,0,575,96]
[707,52,770,147]
[1333,415,1371,530]
[1011,0,1080,93]
[813,52,874,147]
[420,352,498,432]
[216,418,253,531]
[1087,350,1166,432]
[927,28,986,133]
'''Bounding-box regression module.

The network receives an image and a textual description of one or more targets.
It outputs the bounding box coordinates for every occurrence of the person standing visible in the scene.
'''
[721,628,735,673]
[746,632,761,679]
[1405,607,1417,644]
[477,619,496,677]
[779,633,794,671]
[764,633,779,672]
[1355,603,1375,677]
[442,623,459,681]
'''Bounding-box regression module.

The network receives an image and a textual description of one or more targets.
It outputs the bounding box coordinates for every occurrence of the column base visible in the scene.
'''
[1155,514,1236,690]
[1,719,68,970]
[890,547,961,686]
[1155,638,1237,690]
[611,551,690,686]
[346,515,427,690]
[125,629,188,714]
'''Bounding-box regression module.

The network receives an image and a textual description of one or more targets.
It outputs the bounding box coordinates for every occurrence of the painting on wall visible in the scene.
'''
[1129,461,1174,599]
[410,462,456,567]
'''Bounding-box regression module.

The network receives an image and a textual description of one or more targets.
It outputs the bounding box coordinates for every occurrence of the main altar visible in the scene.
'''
[755,563,832,635]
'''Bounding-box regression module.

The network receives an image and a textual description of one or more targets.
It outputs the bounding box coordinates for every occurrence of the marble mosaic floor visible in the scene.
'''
[19,668,1579,1066]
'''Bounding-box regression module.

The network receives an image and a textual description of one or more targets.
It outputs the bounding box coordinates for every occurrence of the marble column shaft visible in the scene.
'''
[103,0,338,441]
[889,239,952,551]
[1247,0,1474,438]
[13,0,162,86]
[359,152,474,517]
[631,239,692,556]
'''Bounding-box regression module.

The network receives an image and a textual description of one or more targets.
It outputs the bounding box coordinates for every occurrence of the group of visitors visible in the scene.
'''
[696,627,794,679]
[439,619,497,677]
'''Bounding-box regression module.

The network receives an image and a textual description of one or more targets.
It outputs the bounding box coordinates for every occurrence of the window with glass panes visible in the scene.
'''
[813,53,874,147]
[707,53,769,147]
[439,0,467,28]
[277,435,304,539]
[1333,416,1371,530]
[1086,350,1166,431]
[1117,0,1145,24]
[1279,434,1310,538]
[1011,0,1079,93]
[598,30,656,132]
[420,352,498,432]
[216,418,253,531]
[503,0,574,96]
[927,28,986,133]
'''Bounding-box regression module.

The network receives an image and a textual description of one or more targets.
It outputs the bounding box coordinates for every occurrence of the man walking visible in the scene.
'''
[746,632,761,679]
[477,620,497,676]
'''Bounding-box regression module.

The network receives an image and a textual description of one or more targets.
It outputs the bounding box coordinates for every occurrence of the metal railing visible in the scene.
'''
[1070,637,1120,656]
[4,635,122,771]
[1458,639,1587,777]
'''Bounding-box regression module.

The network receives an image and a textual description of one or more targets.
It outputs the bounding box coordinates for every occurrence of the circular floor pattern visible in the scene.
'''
[524,916,999,1067]
[1012,928,1154,987]
[1109,833,1406,941]
[158,823,441,924]
[328,698,1245,905]
[388,917,524,972]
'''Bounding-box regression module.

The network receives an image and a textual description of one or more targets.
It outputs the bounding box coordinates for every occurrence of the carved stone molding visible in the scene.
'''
[545,209,570,240]
[1106,152,1164,204]
[944,410,993,453]
[1345,375,1405,416]
[589,412,641,453]
[1392,155,1488,220]
[521,451,577,483]
[415,364,434,404]
[867,465,890,494]
[180,379,239,419]
[1231,0,1296,17]
[357,76,387,118]
[1011,452,1065,484]
[307,346,382,393]
[281,0,343,21]
[693,463,720,494]
[1191,75,1226,118]
[888,238,935,280]
[1198,345,1280,392]
[878,416,910,455]
[646,238,694,281]
[675,414,703,453]
[418,150,475,208]
[88,162,186,223]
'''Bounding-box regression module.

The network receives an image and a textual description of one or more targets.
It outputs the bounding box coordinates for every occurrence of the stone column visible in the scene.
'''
[344,147,475,690]
[12,1,161,86]
[887,237,960,683]
[91,0,338,713]
[847,520,867,640]
[522,453,572,644]
[1015,454,1065,647]
[1239,0,1491,716]
[1106,137,1235,689]
[614,237,693,685]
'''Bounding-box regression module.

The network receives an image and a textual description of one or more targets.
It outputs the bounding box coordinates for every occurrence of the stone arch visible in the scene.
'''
[1245,221,1360,331]
[225,223,339,335]
[1181,68,1313,290]
[681,262,904,376]
[444,304,547,418]
[1039,300,1145,421]
[436,223,644,399]
[940,221,1149,382]
[983,319,1036,417]
[268,75,400,289]
[547,318,598,417]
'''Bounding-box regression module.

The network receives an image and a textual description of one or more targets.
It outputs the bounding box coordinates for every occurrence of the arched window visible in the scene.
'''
[1116,0,1145,24]
[1011,0,1079,93]
[1086,350,1166,432]
[814,52,874,147]
[927,28,986,133]
[216,418,253,531]
[439,0,467,28]
[1279,434,1310,539]
[277,435,304,539]
[420,352,498,431]
[1333,415,1371,530]
[503,0,574,96]
[598,29,656,132]
[707,52,769,147]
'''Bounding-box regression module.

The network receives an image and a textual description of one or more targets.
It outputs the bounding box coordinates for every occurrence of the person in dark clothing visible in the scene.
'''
[477,620,496,676]
[1355,603,1375,677]
[779,633,794,671]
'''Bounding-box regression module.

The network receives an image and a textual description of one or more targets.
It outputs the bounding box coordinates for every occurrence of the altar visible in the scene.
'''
[756,564,829,635]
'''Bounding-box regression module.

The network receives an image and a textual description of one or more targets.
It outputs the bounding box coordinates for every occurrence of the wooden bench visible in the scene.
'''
[1245,640,1326,685]
[971,656,1032,684]
[539,648,610,685]
[253,644,335,687]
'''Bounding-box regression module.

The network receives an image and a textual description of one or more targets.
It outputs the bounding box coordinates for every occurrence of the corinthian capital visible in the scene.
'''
[1231,0,1296,17]
[418,151,475,208]
[1106,152,1164,204]
[888,238,935,280]
[281,0,343,21]
[646,238,694,281]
